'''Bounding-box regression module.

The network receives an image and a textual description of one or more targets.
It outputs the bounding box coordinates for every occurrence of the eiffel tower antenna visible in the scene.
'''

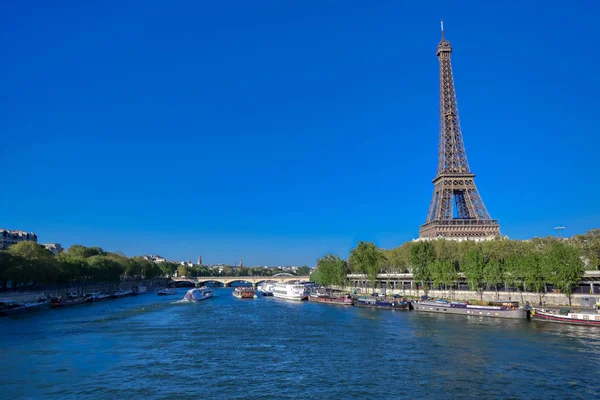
[419,23,501,240]
[440,19,444,39]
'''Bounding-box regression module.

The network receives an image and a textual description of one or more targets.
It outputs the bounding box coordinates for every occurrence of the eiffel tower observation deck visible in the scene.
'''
[419,22,501,241]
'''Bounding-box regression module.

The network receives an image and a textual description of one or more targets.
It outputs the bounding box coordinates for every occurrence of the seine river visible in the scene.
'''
[1,289,599,399]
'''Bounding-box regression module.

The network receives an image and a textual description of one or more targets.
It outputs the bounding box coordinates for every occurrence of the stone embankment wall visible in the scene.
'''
[339,286,597,307]
[0,278,169,302]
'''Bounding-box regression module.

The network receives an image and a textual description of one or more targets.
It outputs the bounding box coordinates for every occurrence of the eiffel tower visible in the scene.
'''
[419,22,500,240]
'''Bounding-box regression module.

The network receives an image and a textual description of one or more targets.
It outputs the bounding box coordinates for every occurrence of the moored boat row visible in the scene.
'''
[0,299,50,316]
[2,284,161,316]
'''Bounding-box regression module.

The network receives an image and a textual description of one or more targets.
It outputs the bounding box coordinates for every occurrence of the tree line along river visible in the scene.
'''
[1,288,598,400]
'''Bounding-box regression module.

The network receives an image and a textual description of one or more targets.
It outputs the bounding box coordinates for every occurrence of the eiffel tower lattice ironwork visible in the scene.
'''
[419,22,500,240]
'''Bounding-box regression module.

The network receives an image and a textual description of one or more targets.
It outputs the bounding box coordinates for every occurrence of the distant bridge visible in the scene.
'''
[171,275,310,288]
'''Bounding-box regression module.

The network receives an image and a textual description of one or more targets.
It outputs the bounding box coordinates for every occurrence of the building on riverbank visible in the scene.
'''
[143,254,167,263]
[42,243,63,255]
[0,229,38,250]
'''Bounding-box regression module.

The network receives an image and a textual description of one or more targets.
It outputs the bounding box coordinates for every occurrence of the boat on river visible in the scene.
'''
[412,299,527,319]
[258,281,275,296]
[84,291,111,303]
[233,287,257,299]
[50,294,87,307]
[110,289,134,299]
[132,285,148,295]
[0,299,49,316]
[531,308,600,326]
[352,295,409,310]
[272,282,308,301]
[158,287,177,296]
[183,287,213,301]
[308,289,353,306]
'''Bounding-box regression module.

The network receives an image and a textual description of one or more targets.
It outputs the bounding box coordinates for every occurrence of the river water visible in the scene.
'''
[1,289,599,399]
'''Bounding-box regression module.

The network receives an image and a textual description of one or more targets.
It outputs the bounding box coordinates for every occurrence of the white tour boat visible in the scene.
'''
[183,287,213,301]
[272,282,308,301]
[258,281,276,296]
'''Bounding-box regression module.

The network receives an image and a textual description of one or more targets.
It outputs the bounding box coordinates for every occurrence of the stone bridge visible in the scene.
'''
[171,275,310,288]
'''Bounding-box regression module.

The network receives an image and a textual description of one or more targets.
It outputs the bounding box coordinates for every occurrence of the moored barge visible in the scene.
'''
[0,299,49,316]
[352,296,409,310]
[308,289,353,306]
[50,294,87,307]
[412,299,527,319]
[531,308,600,326]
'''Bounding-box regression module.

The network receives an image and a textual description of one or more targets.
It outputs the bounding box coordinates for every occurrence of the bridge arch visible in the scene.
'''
[170,275,310,288]
[195,280,226,288]
[222,279,255,288]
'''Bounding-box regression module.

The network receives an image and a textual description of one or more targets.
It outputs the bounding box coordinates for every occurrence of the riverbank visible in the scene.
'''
[339,286,597,307]
[0,278,168,303]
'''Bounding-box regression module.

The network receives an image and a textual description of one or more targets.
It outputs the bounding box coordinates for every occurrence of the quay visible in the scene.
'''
[345,272,600,307]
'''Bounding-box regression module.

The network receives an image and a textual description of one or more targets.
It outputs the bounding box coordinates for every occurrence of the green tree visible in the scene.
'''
[430,259,458,297]
[87,255,124,282]
[6,242,55,285]
[518,250,546,304]
[56,253,88,289]
[221,266,233,276]
[0,252,10,288]
[309,268,323,284]
[541,240,584,305]
[67,244,104,259]
[297,265,311,276]
[316,253,347,287]
[158,261,177,277]
[483,258,505,300]
[571,229,600,270]
[409,241,436,293]
[177,265,191,277]
[462,246,486,300]
[349,242,384,292]
[384,242,413,273]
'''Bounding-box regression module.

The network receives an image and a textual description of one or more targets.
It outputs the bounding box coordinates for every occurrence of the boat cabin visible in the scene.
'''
[488,300,520,310]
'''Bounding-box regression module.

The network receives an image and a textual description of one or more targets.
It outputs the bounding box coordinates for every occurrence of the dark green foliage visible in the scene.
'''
[409,241,436,291]
[0,243,163,287]
[349,242,384,290]
[315,254,348,286]
[297,266,311,276]
[541,240,584,304]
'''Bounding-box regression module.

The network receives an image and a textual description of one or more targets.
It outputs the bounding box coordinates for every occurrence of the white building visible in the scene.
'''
[42,243,64,255]
[0,228,38,250]
[143,254,167,263]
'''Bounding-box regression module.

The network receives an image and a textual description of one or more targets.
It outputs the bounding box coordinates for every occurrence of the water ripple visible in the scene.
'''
[1,290,599,399]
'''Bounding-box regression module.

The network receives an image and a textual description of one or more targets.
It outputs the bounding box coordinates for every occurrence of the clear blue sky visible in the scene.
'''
[1,1,599,266]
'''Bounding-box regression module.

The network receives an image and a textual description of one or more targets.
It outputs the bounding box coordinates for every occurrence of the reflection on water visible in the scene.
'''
[1,288,599,399]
